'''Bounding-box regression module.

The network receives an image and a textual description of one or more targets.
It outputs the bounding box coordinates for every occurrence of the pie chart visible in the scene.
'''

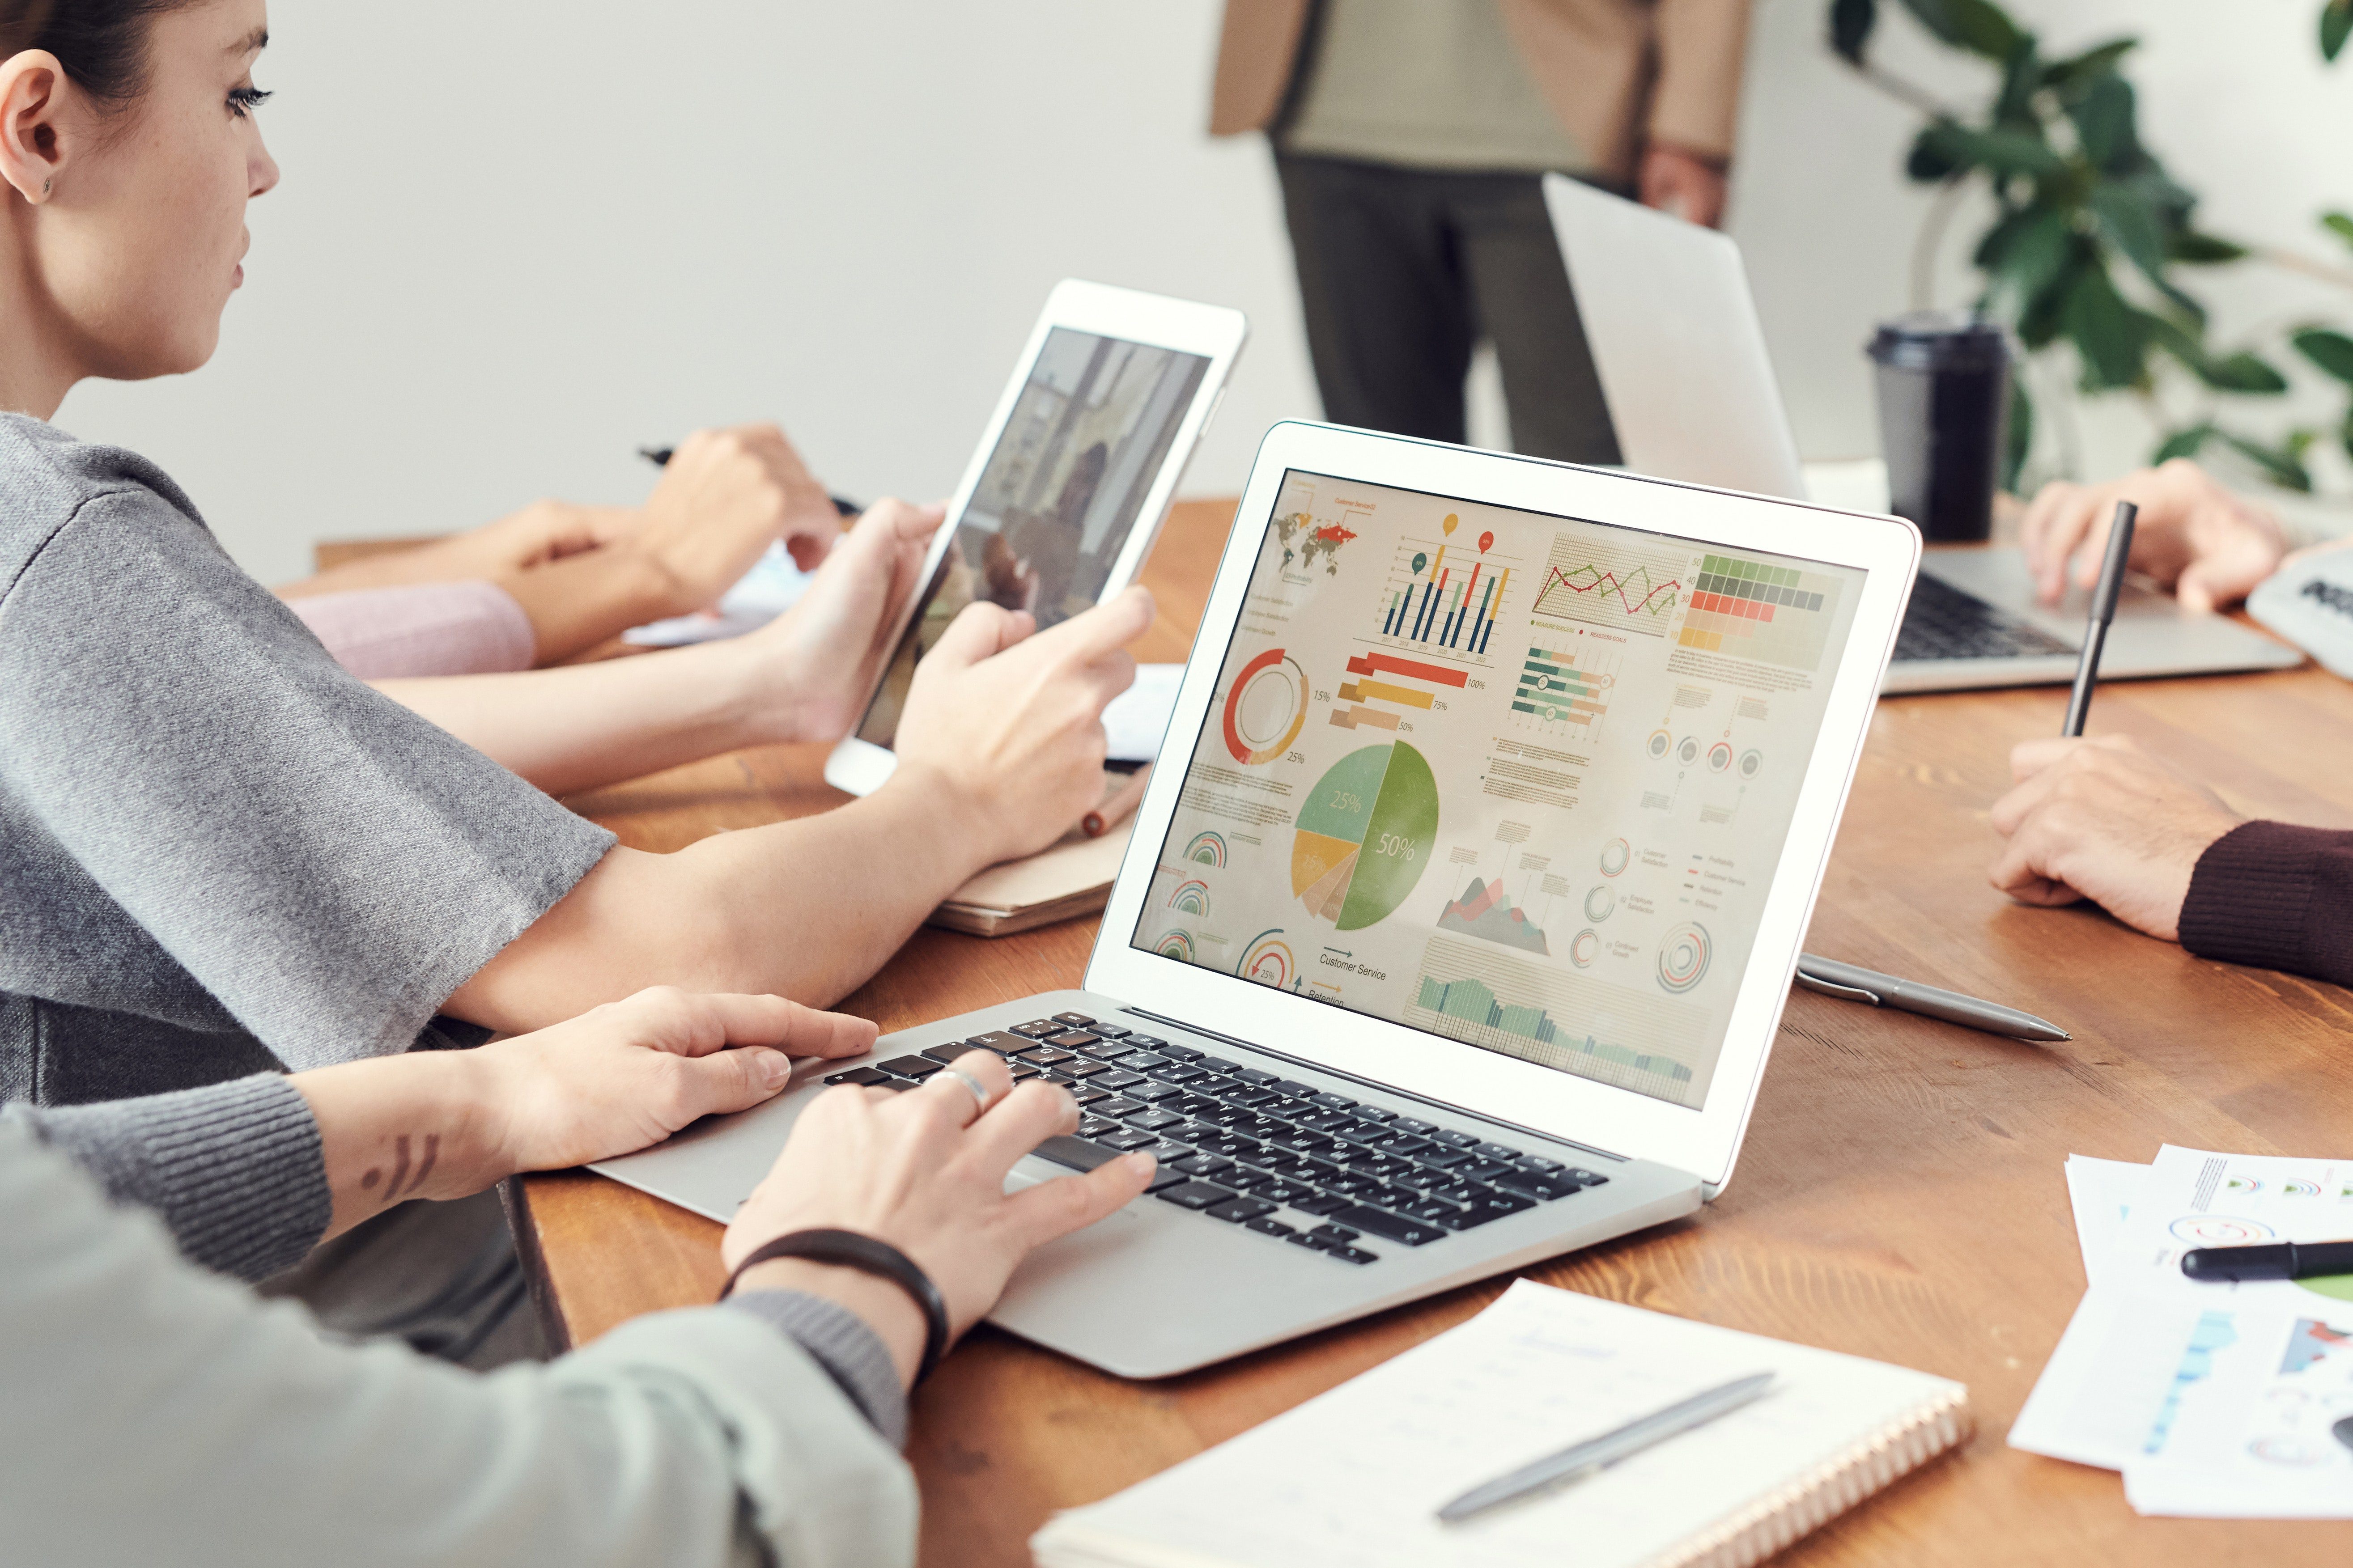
[1290,742,1439,932]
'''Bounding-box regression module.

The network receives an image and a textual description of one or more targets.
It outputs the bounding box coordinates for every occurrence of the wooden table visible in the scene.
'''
[508,498,2353,1565]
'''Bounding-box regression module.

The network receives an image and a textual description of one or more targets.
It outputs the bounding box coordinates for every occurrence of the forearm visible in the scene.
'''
[2179,820,2353,986]
[4,1076,329,1282]
[491,545,696,665]
[289,1051,518,1242]
[446,771,991,1030]
[277,537,467,598]
[373,639,785,795]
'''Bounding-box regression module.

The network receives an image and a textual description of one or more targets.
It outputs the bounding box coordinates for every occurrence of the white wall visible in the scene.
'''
[54,0,2353,583]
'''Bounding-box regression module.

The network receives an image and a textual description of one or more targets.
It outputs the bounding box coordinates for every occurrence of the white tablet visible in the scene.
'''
[823,280,1248,797]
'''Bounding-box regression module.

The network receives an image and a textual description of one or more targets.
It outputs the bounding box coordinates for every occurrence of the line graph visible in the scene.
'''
[1530,534,1690,639]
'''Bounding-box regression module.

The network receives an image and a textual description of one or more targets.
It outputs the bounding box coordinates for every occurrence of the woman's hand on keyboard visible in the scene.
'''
[2021,459,2287,613]
[721,1048,1156,1388]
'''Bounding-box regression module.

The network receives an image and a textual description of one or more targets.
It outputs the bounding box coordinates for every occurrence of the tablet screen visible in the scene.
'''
[853,328,1210,749]
[1130,470,1866,1112]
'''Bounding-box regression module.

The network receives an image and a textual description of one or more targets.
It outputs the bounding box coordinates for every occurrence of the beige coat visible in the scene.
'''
[1208,0,1754,186]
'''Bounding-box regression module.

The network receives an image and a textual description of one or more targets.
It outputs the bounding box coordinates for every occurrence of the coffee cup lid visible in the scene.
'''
[1868,310,2009,370]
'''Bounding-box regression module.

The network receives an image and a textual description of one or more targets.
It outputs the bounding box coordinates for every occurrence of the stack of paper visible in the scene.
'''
[2010,1146,2353,1516]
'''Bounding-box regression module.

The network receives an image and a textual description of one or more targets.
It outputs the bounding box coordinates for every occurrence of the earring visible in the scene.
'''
[42,178,50,195]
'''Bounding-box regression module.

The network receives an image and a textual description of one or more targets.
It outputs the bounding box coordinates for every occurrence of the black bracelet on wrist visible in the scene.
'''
[721,1228,952,1384]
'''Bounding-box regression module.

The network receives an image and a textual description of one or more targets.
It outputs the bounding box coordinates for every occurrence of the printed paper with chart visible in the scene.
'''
[2012,1145,2353,1515]
[1130,470,1865,1111]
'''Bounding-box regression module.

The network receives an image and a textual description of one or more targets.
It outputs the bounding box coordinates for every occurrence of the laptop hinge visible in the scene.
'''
[1122,1005,1637,1168]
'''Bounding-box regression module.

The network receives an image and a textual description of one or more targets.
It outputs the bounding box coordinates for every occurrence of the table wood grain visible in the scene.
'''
[509,498,2353,1564]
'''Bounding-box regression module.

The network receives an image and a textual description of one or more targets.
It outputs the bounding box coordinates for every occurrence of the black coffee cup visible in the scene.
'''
[1868,312,2011,542]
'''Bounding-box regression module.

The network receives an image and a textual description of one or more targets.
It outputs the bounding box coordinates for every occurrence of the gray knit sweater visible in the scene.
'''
[3,1075,908,1446]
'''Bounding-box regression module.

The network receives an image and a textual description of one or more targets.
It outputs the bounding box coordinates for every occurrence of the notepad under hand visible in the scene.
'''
[1032,1281,1969,1568]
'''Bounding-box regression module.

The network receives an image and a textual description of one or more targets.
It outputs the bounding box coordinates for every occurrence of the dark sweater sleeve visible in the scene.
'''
[3,1074,328,1282]
[2179,820,2353,987]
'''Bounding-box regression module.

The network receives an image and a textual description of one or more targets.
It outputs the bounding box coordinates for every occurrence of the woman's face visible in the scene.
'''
[31,0,277,381]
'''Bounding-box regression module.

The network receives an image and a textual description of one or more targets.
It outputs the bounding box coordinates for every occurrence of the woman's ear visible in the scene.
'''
[0,51,70,206]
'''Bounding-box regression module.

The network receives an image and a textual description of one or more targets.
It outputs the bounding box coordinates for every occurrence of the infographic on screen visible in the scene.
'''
[1132,472,1867,1110]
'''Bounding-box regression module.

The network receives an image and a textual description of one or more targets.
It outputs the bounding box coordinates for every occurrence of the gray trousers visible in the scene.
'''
[260,1188,546,1369]
[1274,151,1623,466]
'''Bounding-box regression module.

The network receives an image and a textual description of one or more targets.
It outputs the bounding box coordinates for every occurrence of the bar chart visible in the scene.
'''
[1376,533,1515,661]
[1511,643,1615,737]
[1330,649,1467,733]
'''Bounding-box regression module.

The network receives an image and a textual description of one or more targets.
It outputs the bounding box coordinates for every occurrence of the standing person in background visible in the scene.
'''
[1208,0,1754,462]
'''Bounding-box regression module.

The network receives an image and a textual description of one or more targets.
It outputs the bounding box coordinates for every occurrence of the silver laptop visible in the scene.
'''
[1542,174,2301,694]
[595,420,1919,1378]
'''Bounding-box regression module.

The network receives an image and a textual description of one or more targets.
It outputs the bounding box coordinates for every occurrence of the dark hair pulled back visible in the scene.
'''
[2,0,198,104]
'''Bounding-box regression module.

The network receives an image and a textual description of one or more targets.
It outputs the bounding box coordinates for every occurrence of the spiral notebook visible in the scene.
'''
[1032,1281,1969,1568]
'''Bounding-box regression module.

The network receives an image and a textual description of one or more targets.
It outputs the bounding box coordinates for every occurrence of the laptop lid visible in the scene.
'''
[1085,423,1917,1191]
[1542,174,1808,501]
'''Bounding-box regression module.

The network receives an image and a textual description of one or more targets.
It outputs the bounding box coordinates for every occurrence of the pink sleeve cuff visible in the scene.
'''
[289,580,536,679]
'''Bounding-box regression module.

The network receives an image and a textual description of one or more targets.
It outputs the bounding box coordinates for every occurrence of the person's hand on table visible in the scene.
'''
[2019,458,2289,613]
[722,1047,1155,1387]
[1987,735,2242,941]
[292,987,876,1238]
[1638,145,1729,229]
[736,497,947,743]
[888,586,1154,868]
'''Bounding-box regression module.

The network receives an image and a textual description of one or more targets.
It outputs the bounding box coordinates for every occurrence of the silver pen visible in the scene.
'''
[1794,953,2068,1043]
[1436,1371,1775,1525]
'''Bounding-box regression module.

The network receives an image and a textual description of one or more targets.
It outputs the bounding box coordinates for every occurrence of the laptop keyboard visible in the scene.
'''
[825,1011,1610,1265]
[1894,574,2073,662]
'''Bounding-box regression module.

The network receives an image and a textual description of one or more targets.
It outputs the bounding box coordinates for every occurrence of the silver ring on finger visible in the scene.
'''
[939,1066,992,1121]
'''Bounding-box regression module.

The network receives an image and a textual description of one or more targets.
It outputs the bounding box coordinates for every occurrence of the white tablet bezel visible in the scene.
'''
[824,279,1248,797]
[1083,421,1920,1192]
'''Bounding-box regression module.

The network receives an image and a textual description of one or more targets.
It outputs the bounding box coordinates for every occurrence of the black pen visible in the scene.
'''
[2061,500,2137,737]
[637,445,863,517]
[2180,1239,2353,1282]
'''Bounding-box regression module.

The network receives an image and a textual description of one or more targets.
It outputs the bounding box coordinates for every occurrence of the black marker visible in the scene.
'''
[637,445,862,517]
[2180,1239,2353,1282]
[2060,500,2137,737]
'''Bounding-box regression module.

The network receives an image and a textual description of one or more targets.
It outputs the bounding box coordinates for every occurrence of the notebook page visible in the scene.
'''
[1036,1280,1961,1568]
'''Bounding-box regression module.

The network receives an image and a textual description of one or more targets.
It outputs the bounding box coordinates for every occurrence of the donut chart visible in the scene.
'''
[1599,838,1631,877]
[1657,922,1711,993]
[1238,929,1296,988]
[1570,929,1599,966]
[1222,648,1308,765]
[1584,886,1616,922]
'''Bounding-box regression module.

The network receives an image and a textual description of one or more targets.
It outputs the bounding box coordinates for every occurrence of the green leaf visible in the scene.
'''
[2089,180,2167,282]
[1981,204,2076,316]
[2168,231,2247,264]
[2004,377,2034,493]
[1831,0,1878,61]
[2219,431,2315,492]
[2062,267,2151,390]
[2152,423,2216,464]
[1909,119,2066,183]
[2294,327,2353,386]
[1898,0,2027,61]
[2343,407,2353,465]
[2015,244,2090,348]
[2325,0,2352,62]
[2323,212,2353,253]
[2043,36,2137,87]
[2207,353,2292,394]
[2068,75,2137,170]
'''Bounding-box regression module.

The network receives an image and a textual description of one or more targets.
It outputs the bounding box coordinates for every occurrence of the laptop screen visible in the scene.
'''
[1129,470,1867,1112]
